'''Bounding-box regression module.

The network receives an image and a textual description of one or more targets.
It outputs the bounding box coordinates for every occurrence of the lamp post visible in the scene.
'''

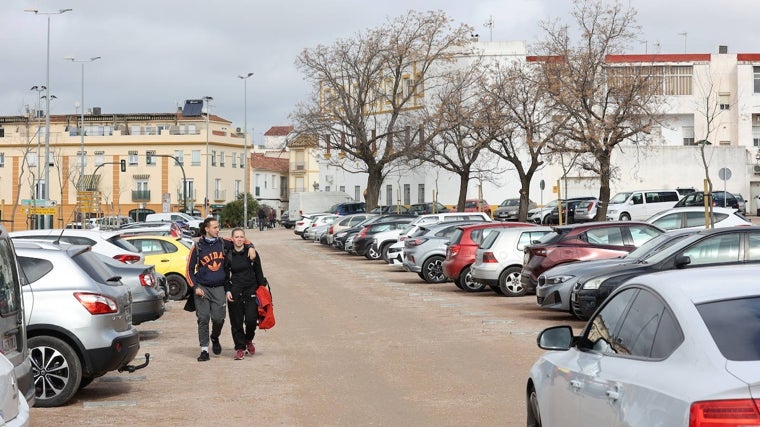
[30,85,46,198]
[25,8,71,228]
[66,56,100,228]
[238,72,253,228]
[203,96,213,217]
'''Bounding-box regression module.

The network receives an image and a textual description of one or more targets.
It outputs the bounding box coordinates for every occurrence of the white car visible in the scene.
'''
[470,226,551,296]
[528,264,760,426]
[646,206,750,230]
[9,229,144,264]
[0,352,30,426]
[303,215,338,240]
[294,213,329,238]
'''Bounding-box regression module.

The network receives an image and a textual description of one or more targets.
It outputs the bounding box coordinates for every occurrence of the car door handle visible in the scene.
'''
[570,380,583,390]
[161,259,170,263]
[606,388,620,401]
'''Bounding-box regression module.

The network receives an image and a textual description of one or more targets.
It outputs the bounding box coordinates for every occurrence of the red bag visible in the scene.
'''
[256,284,275,330]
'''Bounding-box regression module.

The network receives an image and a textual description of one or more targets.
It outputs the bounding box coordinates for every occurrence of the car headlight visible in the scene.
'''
[545,275,574,285]
[582,275,611,290]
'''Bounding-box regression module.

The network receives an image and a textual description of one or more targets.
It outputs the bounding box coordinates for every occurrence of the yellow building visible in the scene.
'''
[0,109,249,230]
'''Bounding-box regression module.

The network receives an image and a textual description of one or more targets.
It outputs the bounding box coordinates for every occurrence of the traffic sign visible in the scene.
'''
[28,207,56,215]
[718,167,732,181]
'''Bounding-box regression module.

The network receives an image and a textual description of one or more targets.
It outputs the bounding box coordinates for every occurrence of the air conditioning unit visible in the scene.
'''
[753,164,760,174]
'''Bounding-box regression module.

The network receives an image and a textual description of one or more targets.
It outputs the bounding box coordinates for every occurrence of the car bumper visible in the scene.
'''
[15,357,34,407]
[519,273,538,294]
[470,264,500,285]
[535,282,572,311]
[82,328,140,377]
[402,259,421,273]
[571,289,599,319]
[131,296,166,325]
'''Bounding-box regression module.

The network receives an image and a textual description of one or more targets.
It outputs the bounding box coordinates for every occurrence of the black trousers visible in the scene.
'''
[227,286,258,350]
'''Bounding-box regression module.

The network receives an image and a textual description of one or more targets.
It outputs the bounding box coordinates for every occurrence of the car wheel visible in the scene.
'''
[365,245,381,260]
[498,267,525,297]
[527,384,542,427]
[453,278,464,289]
[380,243,392,263]
[422,255,447,283]
[165,273,189,301]
[29,335,82,407]
[79,377,95,389]
[619,213,631,221]
[301,233,307,240]
[417,272,426,280]
[460,266,486,292]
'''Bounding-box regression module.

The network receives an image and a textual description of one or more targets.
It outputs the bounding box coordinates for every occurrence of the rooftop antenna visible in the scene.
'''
[484,15,494,42]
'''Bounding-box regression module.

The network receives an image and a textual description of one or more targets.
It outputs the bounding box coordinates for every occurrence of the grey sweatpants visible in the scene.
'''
[194,285,227,347]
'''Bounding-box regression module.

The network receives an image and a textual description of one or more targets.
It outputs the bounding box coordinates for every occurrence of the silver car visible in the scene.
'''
[535,228,697,314]
[402,222,479,283]
[528,264,760,426]
[93,253,166,325]
[14,240,144,407]
[9,229,144,264]
[493,198,537,222]
[470,226,551,296]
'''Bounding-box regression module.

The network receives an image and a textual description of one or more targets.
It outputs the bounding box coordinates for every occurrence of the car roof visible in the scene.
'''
[9,228,122,239]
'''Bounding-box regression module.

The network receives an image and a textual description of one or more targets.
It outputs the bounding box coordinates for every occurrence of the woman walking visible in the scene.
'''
[225,227,266,360]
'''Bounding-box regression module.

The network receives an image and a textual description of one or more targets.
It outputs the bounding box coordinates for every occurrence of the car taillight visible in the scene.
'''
[358,227,369,238]
[482,252,498,263]
[170,229,180,237]
[406,238,428,247]
[448,244,461,257]
[296,221,304,226]
[531,247,547,257]
[114,254,142,264]
[74,292,118,315]
[328,226,334,234]
[139,273,155,287]
[689,399,760,427]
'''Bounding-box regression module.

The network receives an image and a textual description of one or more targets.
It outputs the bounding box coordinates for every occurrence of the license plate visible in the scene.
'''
[2,334,16,353]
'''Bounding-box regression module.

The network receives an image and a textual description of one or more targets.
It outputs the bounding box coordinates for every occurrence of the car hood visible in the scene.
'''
[543,257,633,277]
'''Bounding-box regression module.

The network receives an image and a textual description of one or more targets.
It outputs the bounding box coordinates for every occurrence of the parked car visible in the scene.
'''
[673,190,740,210]
[14,240,144,407]
[493,198,537,222]
[280,212,295,229]
[408,202,450,215]
[294,213,329,238]
[370,205,409,214]
[572,199,601,222]
[0,225,34,407]
[521,221,663,295]
[124,235,192,301]
[145,212,202,236]
[646,206,750,230]
[117,222,194,247]
[546,197,597,224]
[402,222,476,283]
[442,221,537,291]
[0,352,30,424]
[325,202,366,215]
[536,228,698,315]
[734,193,747,215]
[571,225,760,320]
[528,265,760,426]
[9,229,144,264]
[605,189,681,221]
[527,199,558,224]
[351,219,414,257]
[93,252,166,325]
[332,214,404,250]
[326,214,375,246]
[470,226,552,296]
[463,199,491,217]
[303,215,338,240]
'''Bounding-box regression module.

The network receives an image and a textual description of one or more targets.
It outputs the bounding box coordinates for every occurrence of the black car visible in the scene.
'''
[570,225,760,320]
[546,197,597,224]
[408,202,450,215]
[674,191,739,210]
[351,219,414,256]
[280,212,295,229]
[332,214,414,249]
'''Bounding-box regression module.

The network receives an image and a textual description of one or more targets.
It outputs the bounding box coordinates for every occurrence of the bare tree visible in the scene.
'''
[536,0,662,220]
[418,62,497,211]
[292,10,473,210]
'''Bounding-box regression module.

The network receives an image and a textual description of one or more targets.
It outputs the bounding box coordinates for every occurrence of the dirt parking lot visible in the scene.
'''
[30,226,584,426]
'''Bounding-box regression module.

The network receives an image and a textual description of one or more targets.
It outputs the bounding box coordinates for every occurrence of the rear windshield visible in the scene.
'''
[74,250,123,286]
[448,229,465,245]
[480,230,501,249]
[107,236,141,253]
[697,296,760,361]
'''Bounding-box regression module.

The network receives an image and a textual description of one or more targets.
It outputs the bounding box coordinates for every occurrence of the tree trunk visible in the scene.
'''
[595,151,612,221]
[456,173,469,212]
[519,175,532,222]
[364,166,383,211]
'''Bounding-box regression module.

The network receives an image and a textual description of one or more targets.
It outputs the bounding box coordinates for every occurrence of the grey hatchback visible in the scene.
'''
[14,240,146,407]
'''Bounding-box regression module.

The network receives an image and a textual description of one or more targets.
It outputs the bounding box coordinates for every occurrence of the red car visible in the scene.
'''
[520,221,663,295]
[463,199,491,217]
[442,222,536,292]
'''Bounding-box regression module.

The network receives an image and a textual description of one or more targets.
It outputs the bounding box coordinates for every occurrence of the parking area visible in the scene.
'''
[30,226,584,425]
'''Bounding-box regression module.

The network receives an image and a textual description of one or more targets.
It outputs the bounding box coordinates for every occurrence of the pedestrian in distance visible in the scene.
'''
[224,228,267,360]
[258,207,266,232]
[187,218,255,362]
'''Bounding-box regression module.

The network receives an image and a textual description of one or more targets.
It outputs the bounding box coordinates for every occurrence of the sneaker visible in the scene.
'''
[197,350,210,362]
[246,341,255,355]
[211,337,222,355]
[233,349,245,360]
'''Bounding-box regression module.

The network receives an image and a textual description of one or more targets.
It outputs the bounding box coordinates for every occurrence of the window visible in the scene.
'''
[753,125,760,147]
[0,153,4,167]
[34,180,45,199]
[698,296,760,361]
[231,152,237,168]
[128,150,138,165]
[214,179,222,200]
[272,175,276,189]
[719,93,730,110]
[26,152,37,167]
[212,150,217,166]
[613,290,673,357]
[418,184,425,203]
[191,150,201,166]
[585,227,625,246]
[146,150,156,166]
[219,151,225,167]
[628,225,662,246]
[76,151,87,168]
[587,288,637,355]
[136,179,149,195]
[0,240,21,315]
[295,150,305,170]
[94,151,105,166]
[234,180,241,198]
[651,65,693,95]
[339,185,345,193]
[680,233,741,265]
[748,233,760,261]
[755,66,760,93]
[239,153,244,168]
[386,185,393,205]
[354,186,361,202]
[683,126,695,146]
[404,184,411,205]
[174,150,184,166]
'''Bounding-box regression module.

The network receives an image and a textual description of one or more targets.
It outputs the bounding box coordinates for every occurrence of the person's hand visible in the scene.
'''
[247,247,256,260]
[226,291,234,302]
[195,287,205,298]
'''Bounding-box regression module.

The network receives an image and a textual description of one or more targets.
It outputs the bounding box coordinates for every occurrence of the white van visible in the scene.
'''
[605,189,680,221]
[145,212,202,236]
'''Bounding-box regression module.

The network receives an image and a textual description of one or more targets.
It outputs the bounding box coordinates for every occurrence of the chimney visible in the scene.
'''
[92,106,102,115]
[718,45,728,54]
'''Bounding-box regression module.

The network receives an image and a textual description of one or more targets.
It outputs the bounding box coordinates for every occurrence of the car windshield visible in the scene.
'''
[697,296,760,361]
[623,231,692,259]
[465,201,478,208]
[499,199,519,207]
[609,192,632,204]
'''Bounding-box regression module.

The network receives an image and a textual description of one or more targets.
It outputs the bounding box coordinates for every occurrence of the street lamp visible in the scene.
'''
[66,56,101,228]
[25,8,71,227]
[30,85,46,197]
[203,96,213,217]
[238,72,253,228]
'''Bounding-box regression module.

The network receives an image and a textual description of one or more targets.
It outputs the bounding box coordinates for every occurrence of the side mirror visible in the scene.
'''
[537,325,574,351]
[674,254,691,268]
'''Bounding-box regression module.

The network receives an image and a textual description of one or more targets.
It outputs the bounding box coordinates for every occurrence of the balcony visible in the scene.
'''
[176,189,197,203]
[213,190,226,201]
[131,190,151,202]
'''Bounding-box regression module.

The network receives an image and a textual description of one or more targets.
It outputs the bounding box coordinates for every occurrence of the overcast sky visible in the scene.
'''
[3,0,758,144]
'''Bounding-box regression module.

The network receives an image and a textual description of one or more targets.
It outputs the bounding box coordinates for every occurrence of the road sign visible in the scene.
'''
[718,167,732,181]
[28,207,56,215]
[21,199,55,207]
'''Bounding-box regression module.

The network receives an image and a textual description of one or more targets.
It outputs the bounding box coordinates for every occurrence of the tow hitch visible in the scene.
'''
[118,353,150,373]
